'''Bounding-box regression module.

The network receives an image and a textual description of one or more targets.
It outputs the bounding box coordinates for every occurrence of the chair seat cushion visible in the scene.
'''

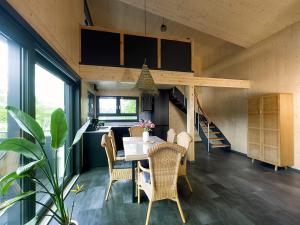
[113,160,132,169]
[141,171,151,184]
[117,150,125,157]
[140,159,149,168]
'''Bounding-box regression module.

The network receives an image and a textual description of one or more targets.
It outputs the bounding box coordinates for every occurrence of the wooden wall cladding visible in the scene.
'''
[161,39,191,72]
[81,29,120,66]
[124,35,157,69]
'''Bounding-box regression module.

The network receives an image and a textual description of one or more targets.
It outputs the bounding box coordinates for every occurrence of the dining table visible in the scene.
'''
[123,136,165,203]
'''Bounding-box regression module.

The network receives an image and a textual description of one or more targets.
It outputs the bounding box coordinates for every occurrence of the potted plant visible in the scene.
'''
[0,106,90,225]
[138,120,155,142]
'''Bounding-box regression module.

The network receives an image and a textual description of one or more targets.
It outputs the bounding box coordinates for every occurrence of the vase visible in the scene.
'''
[143,131,150,142]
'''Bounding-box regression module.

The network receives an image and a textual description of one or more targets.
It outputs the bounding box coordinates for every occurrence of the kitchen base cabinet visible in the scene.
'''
[83,131,108,171]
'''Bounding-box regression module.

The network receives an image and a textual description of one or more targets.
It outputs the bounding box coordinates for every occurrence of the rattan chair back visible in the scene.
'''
[108,130,117,160]
[101,134,114,174]
[148,143,186,199]
[129,126,144,137]
[176,132,192,151]
[167,129,177,143]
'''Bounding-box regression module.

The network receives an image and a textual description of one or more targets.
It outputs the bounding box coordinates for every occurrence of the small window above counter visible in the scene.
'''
[96,96,139,122]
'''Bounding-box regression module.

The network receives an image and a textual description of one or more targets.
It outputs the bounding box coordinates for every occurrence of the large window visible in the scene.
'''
[35,63,73,212]
[0,5,81,224]
[97,96,139,121]
[0,34,21,225]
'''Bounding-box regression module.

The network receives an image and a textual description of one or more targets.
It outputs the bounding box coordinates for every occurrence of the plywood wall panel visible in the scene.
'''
[203,20,300,169]
[8,0,83,73]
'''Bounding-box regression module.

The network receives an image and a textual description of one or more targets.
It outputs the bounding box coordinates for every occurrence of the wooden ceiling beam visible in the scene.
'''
[79,65,251,88]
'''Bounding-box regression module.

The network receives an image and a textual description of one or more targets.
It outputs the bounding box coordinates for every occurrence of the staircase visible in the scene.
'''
[169,87,231,152]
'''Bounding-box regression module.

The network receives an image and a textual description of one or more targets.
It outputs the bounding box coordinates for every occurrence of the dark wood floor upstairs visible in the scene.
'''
[52,143,300,225]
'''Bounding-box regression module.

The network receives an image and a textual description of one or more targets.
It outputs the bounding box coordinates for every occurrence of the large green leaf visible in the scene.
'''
[50,108,68,149]
[0,159,43,195]
[16,159,45,176]
[6,106,45,145]
[70,120,90,147]
[0,171,18,185]
[0,171,25,195]
[0,180,16,195]
[0,138,43,160]
[0,191,35,217]
[25,216,39,225]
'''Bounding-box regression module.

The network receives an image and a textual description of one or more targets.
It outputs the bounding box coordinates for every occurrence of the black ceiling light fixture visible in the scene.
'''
[161,17,167,32]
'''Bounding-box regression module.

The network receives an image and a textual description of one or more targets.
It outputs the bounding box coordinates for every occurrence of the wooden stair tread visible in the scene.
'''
[209,137,225,141]
[201,125,216,129]
[211,144,230,148]
[204,131,221,134]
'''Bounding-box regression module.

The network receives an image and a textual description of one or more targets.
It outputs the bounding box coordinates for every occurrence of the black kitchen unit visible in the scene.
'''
[82,129,109,171]
[151,90,169,140]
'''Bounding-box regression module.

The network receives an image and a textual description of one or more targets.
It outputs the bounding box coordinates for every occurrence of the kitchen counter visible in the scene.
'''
[84,126,111,133]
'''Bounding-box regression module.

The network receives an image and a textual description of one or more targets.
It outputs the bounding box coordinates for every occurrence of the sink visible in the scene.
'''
[98,126,110,130]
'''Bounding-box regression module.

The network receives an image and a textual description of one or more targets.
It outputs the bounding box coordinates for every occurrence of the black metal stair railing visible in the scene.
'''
[169,87,231,152]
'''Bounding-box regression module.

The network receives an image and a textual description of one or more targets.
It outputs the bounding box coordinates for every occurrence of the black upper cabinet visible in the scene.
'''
[81,29,120,66]
[151,90,169,125]
[161,39,191,72]
[124,35,157,69]
[80,29,192,72]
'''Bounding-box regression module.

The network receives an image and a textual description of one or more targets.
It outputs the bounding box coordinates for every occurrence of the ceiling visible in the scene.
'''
[117,0,300,48]
[87,0,243,70]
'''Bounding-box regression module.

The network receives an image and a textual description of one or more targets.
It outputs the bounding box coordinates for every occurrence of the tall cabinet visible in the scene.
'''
[247,94,293,171]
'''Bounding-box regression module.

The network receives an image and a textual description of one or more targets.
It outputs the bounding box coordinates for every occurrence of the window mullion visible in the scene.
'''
[116,97,121,115]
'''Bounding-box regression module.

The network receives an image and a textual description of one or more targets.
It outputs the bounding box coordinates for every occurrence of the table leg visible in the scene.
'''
[132,160,137,203]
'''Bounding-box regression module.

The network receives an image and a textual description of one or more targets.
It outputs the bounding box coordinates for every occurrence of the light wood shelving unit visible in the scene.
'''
[247,94,294,171]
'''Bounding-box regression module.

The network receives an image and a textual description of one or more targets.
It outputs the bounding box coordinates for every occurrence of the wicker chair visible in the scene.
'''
[177,132,193,192]
[167,129,177,143]
[129,126,144,137]
[108,130,125,160]
[101,134,132,201]
[137,143,187,225]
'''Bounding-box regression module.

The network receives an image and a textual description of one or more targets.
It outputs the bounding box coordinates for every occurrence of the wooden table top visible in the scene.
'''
[123,136,165,161]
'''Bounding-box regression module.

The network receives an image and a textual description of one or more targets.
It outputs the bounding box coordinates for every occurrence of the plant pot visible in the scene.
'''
[143,131,150,142]
[69,220,78,225]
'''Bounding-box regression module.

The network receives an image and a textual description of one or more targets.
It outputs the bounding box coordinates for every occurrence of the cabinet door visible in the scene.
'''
[262,95,279,164]
[248,97,262,159]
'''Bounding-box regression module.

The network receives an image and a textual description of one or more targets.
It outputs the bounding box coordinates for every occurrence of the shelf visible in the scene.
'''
[248,142,260,145]
[263,111,279,114]
[263,144,278,149]
[248,112,260,115]
[262,128,279,131]
[248,127,260,130]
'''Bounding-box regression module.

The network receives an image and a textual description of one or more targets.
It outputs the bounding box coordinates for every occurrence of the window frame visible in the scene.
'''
[0,3,82,224]
[96,96,139,122]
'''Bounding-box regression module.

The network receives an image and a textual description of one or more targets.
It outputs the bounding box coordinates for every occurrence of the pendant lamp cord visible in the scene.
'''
[144,0,147,63]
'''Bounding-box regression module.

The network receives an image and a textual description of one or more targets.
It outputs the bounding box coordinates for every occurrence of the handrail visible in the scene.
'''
[194,91,211,152]
[194,91,210,124]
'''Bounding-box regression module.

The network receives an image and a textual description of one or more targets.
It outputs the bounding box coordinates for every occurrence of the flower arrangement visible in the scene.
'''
[138,120,155,132]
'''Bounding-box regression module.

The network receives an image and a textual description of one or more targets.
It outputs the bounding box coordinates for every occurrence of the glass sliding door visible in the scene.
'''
[0,34,21,225]
[34,64,73,212]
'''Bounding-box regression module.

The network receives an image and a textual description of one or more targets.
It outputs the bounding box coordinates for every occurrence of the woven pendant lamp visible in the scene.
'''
[136,62,159,95]
[135,0,159,95]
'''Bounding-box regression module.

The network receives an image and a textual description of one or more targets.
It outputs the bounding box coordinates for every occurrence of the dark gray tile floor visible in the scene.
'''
[51,143,300,225]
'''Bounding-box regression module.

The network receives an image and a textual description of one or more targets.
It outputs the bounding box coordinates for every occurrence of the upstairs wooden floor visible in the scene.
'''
[51,143,300,225]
